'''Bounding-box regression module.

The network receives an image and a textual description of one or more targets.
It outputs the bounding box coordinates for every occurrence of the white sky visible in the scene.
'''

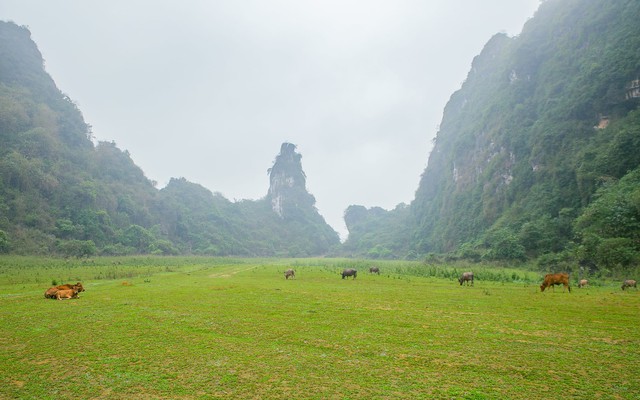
[2,0,540,240]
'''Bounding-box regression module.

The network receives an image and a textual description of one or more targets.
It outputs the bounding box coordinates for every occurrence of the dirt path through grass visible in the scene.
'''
[208,264,259,278]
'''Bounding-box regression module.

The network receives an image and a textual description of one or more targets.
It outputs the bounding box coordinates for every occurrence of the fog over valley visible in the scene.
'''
[2,0,540,239]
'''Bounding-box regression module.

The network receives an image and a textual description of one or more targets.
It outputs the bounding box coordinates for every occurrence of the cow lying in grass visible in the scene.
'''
[44,287,59,299]
[540,273,571,293]
[55,288,79,300]
[44,282,85,299]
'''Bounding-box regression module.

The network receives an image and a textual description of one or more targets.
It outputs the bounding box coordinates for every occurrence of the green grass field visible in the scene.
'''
[1,257,638,399]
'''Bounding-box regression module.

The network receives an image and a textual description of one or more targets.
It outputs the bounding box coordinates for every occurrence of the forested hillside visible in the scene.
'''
[0,21,339,256]
[344,0,640,275]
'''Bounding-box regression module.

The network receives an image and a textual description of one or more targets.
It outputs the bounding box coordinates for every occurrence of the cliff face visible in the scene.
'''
[343,0,640,265]
[406,0,640,263]
[411,0,640,255]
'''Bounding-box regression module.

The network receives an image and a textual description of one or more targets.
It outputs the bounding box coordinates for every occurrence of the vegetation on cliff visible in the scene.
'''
[0,21,338,257]
[343,0,640,277]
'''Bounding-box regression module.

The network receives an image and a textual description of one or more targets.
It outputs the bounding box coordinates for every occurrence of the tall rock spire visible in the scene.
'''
[267,143,315,218]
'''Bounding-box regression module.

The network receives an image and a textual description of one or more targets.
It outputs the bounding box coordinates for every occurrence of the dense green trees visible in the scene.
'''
[573,168,640,274]
[341,203,412,259]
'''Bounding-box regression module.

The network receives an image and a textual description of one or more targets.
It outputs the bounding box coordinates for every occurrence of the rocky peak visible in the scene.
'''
[267,143,314,217]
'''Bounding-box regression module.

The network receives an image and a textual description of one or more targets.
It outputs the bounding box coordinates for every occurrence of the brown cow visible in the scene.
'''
[44,282,85,299]
[56,282,85,293]
[369,267,380,275]
[55,288,79,300]
[284,269,295,280]
[44,287,59,299]
[621,279,637,290]
[578,279,588,288]
[458,272,474,286]
[540,273,571,293]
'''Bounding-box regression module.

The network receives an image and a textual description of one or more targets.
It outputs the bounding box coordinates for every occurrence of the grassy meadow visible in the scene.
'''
[0,256,639,399]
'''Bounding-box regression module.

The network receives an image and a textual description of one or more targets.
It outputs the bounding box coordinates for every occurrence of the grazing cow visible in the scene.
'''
[369,267,380,275]
[284,269,295,280]
[458,272,474,286]
[621,279,637,290]
[45,282,85,299]
[540,273,571,293]
[55,288,79,300]
[341,268,357,279]
[578,279,588,288]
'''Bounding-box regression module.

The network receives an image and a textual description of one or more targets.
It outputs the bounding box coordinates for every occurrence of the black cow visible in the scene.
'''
[369,267,380,275]
[341,269,357,279]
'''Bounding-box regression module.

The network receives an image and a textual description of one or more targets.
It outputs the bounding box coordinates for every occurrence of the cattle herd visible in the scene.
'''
[41,269,637,300]
[539,274,637,293]
[282,268,637,295]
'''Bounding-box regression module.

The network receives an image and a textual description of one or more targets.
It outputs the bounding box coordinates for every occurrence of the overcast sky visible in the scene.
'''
[2,0,540,240]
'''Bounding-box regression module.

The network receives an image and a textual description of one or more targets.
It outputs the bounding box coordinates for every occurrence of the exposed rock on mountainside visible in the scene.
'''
[267,143,314,218]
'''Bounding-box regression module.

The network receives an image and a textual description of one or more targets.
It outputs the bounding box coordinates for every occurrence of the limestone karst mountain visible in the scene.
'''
[342,0,640,273]
[0,21,338,256]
